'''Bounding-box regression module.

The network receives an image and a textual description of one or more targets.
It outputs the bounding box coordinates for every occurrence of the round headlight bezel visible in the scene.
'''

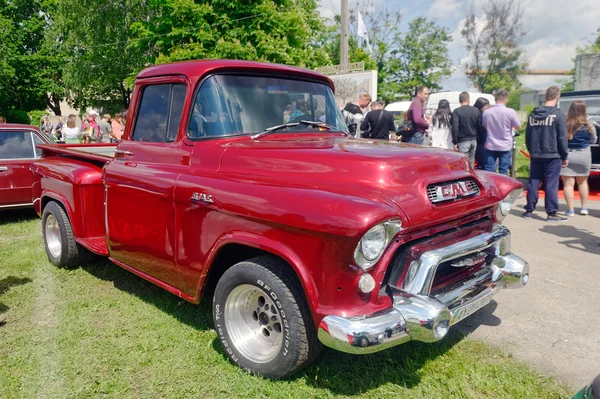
[354,220,403,270]
[360,224,387,261]
[496,188,523,222]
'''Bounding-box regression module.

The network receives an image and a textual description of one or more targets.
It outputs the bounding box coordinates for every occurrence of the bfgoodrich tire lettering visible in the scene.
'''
[42,201,86,268]
[213,256,322,378]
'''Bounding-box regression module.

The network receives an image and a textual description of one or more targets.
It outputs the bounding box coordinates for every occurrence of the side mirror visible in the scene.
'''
[347,123,357,136]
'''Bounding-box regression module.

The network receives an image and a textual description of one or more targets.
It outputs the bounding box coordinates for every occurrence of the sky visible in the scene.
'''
[318,0,600,93]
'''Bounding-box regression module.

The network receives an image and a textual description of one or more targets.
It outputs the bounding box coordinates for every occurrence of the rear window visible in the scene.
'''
[560,97,600,116]
[0,131,35,159]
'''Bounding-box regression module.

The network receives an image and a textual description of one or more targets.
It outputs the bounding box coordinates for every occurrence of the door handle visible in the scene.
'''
[114,149,134,158]
[0,166,8,172]
[124,162,137,168]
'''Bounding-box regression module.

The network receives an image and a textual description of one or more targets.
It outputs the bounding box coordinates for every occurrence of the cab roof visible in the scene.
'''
[136,59,334,90]
[0,123,41,132]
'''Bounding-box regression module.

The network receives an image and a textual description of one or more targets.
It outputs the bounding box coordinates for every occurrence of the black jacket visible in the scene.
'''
[360,109,396,139]
[451,105,481,144]
[525,106,568,160]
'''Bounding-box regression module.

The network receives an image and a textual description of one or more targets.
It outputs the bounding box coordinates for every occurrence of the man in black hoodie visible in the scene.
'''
[523,86,569,222]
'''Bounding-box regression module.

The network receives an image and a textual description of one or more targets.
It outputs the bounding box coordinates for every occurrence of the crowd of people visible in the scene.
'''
[342,85,598,222]
[39,110,127,144]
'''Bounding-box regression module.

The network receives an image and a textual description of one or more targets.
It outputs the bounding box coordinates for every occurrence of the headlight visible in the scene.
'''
[354,220,402,270]
[361,225,387,261]
[496,189,523,222]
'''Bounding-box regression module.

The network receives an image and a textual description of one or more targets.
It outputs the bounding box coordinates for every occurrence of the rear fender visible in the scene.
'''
[32,157,105,239]
[41,193,78,234]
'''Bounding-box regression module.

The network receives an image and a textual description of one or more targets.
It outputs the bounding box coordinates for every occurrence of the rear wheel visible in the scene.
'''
[213,256,322,378]
[42,201,87,268]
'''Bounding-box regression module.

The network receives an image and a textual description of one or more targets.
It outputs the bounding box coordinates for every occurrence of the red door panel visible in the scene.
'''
[0,131,40,207]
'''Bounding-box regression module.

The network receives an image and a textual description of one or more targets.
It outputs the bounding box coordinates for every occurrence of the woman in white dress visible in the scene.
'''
[429,99,453,149]
[62,114,81,144]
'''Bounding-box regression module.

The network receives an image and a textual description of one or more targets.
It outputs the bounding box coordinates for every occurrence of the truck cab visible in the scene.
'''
[31,60,528,379]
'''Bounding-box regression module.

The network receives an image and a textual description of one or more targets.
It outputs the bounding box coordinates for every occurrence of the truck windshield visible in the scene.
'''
[187,74,348,139]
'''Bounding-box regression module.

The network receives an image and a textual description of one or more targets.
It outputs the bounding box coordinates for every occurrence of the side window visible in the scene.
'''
[132,83,187,142]
[167,84,187,142]
[32,133,44,158]
[0,132,34,159]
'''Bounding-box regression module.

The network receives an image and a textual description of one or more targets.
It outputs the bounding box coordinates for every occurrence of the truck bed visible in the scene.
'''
[37,143,117,163]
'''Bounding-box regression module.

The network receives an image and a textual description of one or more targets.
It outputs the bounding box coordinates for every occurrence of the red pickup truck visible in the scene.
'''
[31,60,529,379]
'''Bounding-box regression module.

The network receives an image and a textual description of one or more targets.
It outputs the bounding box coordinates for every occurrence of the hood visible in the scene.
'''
[217,135,498,230]
[530,106,560,120]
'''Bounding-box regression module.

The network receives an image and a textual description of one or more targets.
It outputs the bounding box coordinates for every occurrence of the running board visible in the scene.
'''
[77,236,109,256]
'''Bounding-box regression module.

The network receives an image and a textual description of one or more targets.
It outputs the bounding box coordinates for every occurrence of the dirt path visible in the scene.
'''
[455,198,600,389]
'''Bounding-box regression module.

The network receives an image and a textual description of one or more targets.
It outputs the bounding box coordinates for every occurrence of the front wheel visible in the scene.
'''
[213,256,322,378]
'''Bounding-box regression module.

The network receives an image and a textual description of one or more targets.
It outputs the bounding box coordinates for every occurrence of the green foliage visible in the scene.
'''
[131,0,330,68]
[0,1,59,114]
[49,0,331,109]
[28,110,48,127]
[3,109,31,124]
[382,17,452,100]
[507,89,522,110]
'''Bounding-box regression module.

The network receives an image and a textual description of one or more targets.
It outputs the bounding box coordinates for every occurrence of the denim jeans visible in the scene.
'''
[485,149,511,175]
[525,158,562,215]
[408,131,424,145]
[475,143,486,169]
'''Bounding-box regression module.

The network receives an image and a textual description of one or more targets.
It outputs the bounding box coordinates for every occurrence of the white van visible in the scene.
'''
[426,91,495,113]
[384,101,412,129]
[384,100,412,118]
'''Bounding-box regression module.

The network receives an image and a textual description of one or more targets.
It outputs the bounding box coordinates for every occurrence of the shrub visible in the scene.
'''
[28,110,47,127]
[3,109,31,124]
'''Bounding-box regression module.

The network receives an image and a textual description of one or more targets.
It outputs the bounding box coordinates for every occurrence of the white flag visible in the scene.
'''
[357,12,373,54]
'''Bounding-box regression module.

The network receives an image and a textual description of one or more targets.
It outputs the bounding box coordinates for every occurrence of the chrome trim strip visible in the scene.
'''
[0,202,33,209]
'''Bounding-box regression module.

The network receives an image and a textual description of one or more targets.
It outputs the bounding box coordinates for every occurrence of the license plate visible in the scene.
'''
[450,292,494,326]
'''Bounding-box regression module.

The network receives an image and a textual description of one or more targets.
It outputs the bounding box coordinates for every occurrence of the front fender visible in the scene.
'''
[197,231,320,323]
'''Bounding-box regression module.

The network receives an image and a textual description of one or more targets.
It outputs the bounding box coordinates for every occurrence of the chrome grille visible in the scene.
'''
[427,178,480,203]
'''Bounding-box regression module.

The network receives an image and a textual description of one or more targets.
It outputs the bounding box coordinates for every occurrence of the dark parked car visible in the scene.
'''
[0,124,52,210]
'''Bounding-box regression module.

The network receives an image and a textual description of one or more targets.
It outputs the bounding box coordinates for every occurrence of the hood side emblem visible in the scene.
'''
[191,192,214,203]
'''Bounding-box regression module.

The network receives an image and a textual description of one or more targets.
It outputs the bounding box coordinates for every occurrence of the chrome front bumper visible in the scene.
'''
[318,225,529,354]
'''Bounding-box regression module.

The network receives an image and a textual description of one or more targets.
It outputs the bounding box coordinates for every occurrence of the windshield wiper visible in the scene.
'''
[251,120,341,140]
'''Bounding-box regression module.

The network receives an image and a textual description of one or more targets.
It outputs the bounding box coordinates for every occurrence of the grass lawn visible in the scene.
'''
[0,210,573,398]
[514,133,530,180]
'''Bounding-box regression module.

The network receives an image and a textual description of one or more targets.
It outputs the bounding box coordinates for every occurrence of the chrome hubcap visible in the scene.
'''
[45,214,62,259]
[224,284,283,363]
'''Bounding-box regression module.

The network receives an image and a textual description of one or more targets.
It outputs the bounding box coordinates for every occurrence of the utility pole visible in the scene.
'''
[340,0,349,65]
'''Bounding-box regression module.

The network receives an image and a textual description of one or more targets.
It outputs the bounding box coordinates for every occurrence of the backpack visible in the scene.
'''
[397,119,414,142]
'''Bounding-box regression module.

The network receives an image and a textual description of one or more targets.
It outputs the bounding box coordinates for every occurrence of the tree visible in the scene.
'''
[0,0,62,117]
[461,0,528,94]
[49,0,332,111]
[382,17,453,100]
[131,0,331,69]
[49,0,151,111]
[322,1,401,95]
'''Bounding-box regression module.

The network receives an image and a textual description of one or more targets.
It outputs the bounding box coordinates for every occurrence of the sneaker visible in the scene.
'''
[547,214,568,222]
[564,210,575,217]
[522,212,533,219]
[580,208,589,216]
